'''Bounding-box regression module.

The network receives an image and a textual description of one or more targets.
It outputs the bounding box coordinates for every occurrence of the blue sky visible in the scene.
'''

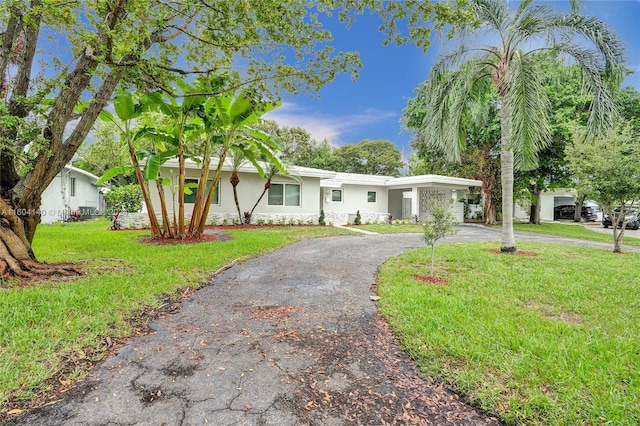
[264,1,640,157]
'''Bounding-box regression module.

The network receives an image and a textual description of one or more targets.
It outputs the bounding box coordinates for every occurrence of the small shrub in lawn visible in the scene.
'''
[288,218,296,226]
[267,219,274,226]
[278,217,286,225]
[318,209,326,226]
[232,217,240,225]
[297,219,304,225]
[421,200,459,280]
[141,222,150,230]
[354,210,362,225]
[307,219,314,225]
[257,218,265,226]
[209,217,218,226]
[222,218,229,226]
[128,222,136,230]
[365,219,372,225]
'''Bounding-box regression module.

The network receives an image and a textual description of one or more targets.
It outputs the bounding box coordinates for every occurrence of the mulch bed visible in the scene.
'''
[413,275,449,285]
[487,249,538,257]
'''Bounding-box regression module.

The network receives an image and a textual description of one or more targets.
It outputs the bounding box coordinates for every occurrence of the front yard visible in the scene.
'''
[0,220,352,411]
[379,241,640,425]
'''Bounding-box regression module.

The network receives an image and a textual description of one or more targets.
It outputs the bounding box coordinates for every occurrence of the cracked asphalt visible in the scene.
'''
[7,225,636,425]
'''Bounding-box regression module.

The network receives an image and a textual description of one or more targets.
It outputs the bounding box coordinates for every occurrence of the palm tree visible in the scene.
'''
[417,0,623,253]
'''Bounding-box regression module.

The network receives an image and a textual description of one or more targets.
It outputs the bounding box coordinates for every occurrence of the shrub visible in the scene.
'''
[267,219,274,226]
[318,209,326,226]
[422,200,459,279]
[257,218,265,226]
[354,210,362,225]
[232,217,240,225]
[209,217,218,226]
[243,211,252,224]
[104,184,142,216]
[222,218,229,226]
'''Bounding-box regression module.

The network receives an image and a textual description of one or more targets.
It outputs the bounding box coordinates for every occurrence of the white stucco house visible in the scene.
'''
[40,165,101,224]
[119,158,482,228]
[513,188,593,222]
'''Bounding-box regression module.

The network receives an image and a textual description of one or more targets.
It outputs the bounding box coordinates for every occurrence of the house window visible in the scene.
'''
[331,189,343,203]
[70,177,76,197]
[268,183,300,206]
[183,179,219,204]
[367,191,377,203]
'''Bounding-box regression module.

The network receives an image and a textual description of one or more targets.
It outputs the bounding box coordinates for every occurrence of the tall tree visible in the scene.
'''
[1,0,476,276]
[566,122,640,253]
[514,62,591,224]
[73,122,136,186]
[404,84,502,224]
[334,139,404,176]
[413,0,623,253]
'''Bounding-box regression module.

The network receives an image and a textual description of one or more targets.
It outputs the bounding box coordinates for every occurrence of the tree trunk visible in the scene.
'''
[574,195,586,223]
[195,153,228,236]
[0,198,81,277]
[528,184,541,225]
[230,173,242,223]
[499,97,517,253]
[155,177,174,238]
[430,244,435,280]
[482,189,497,225]
[250,180,272,217]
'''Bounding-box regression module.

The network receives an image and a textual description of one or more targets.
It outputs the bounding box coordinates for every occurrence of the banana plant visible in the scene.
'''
[98,91,163,237]
[190,88,287,236]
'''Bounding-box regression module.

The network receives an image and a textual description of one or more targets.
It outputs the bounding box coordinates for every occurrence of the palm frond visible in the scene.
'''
[419,58,492,162]
[505,52,551,170]
[470,0,507,33]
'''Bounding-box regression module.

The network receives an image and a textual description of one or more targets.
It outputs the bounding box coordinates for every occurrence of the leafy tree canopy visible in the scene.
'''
[334,139,404,176]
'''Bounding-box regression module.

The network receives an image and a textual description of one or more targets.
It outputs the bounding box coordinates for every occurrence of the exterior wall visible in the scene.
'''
[514,188,577,222]
[322,184,389,225]
[127,167,323,229]
[40,167,100,224]
[387,189,405,220]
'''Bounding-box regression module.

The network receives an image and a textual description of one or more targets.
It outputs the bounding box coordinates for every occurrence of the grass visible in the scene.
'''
[379,242,640,425]
[356,220,640,246]
[0,219,352,407]
[513,222,640,246]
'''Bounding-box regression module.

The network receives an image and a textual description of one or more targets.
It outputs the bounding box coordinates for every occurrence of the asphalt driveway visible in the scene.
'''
[7,225,636,425]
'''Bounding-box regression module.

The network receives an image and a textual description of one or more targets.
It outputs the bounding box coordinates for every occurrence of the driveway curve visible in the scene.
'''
[8,225,635,425]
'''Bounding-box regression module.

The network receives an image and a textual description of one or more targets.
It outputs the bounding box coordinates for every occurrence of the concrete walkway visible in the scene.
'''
[8,226,635,425]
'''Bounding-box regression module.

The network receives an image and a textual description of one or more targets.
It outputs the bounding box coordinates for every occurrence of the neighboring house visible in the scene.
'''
[514,188,595,222]
[120,158,482,228]
[40,165,101,224]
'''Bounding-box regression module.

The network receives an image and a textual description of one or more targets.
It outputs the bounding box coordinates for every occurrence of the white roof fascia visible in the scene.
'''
[385,175,482,188]
[65,165,100,183]
[328,172,391,186]
[161,158,336,179]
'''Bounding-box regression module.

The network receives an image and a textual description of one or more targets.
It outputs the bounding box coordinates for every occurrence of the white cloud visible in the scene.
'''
[263,102,396,146]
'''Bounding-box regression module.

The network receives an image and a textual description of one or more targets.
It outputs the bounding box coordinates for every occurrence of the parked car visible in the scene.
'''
[602,208,640,230]
[553,205,597,222]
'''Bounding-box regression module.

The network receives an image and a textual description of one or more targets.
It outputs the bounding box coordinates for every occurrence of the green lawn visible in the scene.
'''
[379,241,640,425]
[0,220,352,408]
[357,221,640,247]
[513,222,640,246]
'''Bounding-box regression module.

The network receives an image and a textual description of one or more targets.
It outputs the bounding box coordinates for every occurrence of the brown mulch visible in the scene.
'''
[487,249,538,257]
[413,275,449,285]
[138,233,220,245]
